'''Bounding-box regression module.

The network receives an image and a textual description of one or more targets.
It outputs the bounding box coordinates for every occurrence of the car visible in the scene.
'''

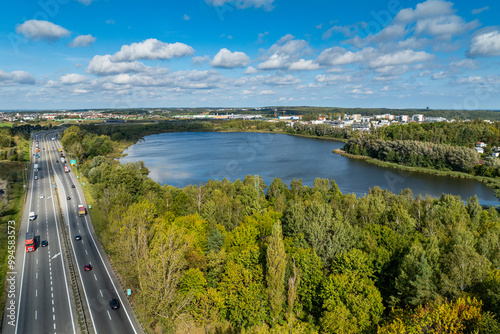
[34,175,38,180]
[75,235,82,241]
[41,240,48,247]
[84,264,92,271]
[40,176,44,179]
[109,299,120,310]
[40,194,44,198]
[71,184,76,188]
[56,160,59,163]
[67,196,71,200]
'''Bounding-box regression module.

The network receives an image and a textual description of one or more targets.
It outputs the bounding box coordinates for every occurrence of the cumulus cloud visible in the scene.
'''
[467,29,500,57]
[60,73,88,84]
[87,55,147,76]
[317,47,376,66]
[369,50,434,68]
[288,59,320,71]
[244,66,258,75]
[211,48,250,68]
[68,34,96,47]
[110,39,194,62]
[257,35,310,70]
[183,14,190,21]
[205,0,274,11]
[192,55,211,65]
[0,69,35,85]
[16,20,70,42]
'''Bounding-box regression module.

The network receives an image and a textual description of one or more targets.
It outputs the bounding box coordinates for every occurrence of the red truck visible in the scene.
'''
[78,205,86,217]
[64,166,69,173]
[25,232,35,252]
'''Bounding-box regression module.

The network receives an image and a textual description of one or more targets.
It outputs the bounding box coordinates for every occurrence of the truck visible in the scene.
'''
[58,148,62,152]
[36,148,39,153]
[25,232,35,252]
[64,166,69,173]
[35,153,39,159]
[29,212,35,220]
[34,163,39,171]
[61,157,65,163]
[78,205,86,217]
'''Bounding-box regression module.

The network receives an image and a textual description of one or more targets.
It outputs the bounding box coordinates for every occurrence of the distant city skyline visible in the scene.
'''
[0,0,498,110]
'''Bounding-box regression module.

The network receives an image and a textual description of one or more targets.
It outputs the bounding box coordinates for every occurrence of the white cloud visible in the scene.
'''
[16,20,70,42]
[431,71,448,80]
[205,0,274,11]
[317,47,375,66]
[68,34,96,47]
[257,35,310,70]
[183,14,190,21]
[472,6,489,15]
[0,69,35,85]
[60,73,88,84]
[192,55,211,65]
[211,48,250,68]
[106,19,115,25]
[87,55,147,76]
[256,32,269,44]
[315,74,355,83]
[77,0,95,5]
[110,39,194,62]
[395,0,455,23]
[244,66,258,75]
[288,59,320,71]
[369,50,434,68]
[467,29,500,57]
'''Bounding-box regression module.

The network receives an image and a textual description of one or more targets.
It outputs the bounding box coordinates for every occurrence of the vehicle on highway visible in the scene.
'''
[71,184,76,188]
[67,196,71,200]
[109,299,120,310]
[29,212,36,220]
[78,205,86,216]
[25,232,35,252]
[75,235,82,241]
[34,175,38,180]
[40,194,44,198]
[84,264,92,271]
[41,240,48,247]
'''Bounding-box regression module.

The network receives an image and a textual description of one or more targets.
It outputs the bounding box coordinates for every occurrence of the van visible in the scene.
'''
[34,175,38,180]
[29,212,36,220]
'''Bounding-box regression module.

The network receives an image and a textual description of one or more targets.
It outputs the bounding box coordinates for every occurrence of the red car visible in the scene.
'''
[84,264,92,271]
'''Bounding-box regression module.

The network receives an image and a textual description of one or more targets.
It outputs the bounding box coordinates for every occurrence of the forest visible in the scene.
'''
[60,125,500,333]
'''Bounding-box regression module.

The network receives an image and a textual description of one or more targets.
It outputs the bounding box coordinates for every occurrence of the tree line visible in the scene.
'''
[61,125,500,333]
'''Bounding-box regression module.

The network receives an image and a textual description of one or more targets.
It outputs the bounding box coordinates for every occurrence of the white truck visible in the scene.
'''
[60,157,65,163]
[34,163,39,171]
[29,212,36,220]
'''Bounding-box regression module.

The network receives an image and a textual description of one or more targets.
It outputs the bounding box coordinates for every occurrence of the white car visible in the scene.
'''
[40,194,44,198]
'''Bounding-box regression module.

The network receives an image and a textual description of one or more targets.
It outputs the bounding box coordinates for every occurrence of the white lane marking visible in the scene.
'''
[35,290,37,297]
[107,310,112,320]
[94,274,97,281]
[35,310,37,320]
[36,259,38,264]
[36,272,38,279]
[53,307,55,313]
[51,252,60,260]
[51,293,53,298]
[54,323,56,329]
[85,250,88,255]
[52,300,54,305]
[100,290,103,297]
[53,315,55,320]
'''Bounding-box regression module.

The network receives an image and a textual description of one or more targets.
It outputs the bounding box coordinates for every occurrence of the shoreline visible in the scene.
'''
[332,148,500,202]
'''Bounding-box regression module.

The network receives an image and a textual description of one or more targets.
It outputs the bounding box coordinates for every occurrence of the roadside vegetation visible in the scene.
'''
[0,126,31,305]
[60,124,500,333]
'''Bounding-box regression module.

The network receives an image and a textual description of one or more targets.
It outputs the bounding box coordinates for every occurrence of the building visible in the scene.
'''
[476,142,487,148]
[399,115,410,123]
[412,114,424,122]
[475,147,484,154]
[352,123,370,132]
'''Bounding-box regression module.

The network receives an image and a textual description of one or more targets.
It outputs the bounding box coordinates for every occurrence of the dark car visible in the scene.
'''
[41,240,48,247]
[75,235,82,241]
[84,264,92,271]
[109,299,120,310]
[67,196,71,200]
[71,184,76,188]
[56,160,59,163]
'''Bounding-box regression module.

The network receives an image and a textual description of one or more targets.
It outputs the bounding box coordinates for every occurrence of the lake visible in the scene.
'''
[120,132,499,205]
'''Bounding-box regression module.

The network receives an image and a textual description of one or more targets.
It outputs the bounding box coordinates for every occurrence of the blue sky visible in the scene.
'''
[0,0,499,110]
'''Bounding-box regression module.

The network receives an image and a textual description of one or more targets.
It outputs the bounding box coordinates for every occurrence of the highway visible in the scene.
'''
[48,134,140,334]
[3,130,141,334]
[8,132,77,334]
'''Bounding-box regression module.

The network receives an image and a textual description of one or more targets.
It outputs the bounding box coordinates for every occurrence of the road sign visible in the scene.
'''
[127,289,132,296]
[89,205,91,209]
[70,159,76,165]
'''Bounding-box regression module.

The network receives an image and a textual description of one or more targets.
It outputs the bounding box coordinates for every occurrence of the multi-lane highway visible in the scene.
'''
[48,135,140,334]
[9,132,77,334]
[4,131,141,334]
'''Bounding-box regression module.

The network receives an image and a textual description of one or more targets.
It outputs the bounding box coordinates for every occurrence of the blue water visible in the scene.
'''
[121,132,499,205]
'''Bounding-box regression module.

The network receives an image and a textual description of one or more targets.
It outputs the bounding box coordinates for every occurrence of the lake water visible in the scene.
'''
[120,132,499,205]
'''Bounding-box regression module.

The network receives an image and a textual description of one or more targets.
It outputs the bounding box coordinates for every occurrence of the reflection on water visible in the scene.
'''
[120,132,499,206]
